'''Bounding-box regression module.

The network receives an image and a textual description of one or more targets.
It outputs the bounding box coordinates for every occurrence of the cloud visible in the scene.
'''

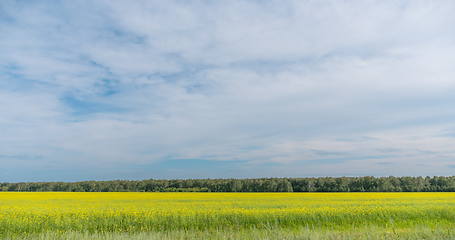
[1,0,455,181]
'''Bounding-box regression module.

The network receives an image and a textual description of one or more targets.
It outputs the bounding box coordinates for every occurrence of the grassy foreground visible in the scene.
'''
[18,227,455,240]
[20,227,455,240]
[0,192,454,239]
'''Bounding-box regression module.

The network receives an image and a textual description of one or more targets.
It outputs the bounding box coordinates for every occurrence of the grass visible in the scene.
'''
[0,192,454,239]
[21,227,455,240]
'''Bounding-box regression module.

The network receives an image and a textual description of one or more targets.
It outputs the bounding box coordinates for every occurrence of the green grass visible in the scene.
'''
[18,227,455,240]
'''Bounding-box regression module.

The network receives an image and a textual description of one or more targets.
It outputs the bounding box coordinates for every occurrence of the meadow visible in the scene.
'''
[0,192,454,239]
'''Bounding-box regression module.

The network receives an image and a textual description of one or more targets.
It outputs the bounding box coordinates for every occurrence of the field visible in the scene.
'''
[0,192,454,239]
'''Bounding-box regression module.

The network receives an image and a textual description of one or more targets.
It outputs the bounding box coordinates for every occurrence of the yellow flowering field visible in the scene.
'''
[0,192,454,239]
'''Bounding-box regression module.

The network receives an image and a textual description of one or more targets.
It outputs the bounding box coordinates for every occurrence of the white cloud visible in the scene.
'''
[1,0,455,180]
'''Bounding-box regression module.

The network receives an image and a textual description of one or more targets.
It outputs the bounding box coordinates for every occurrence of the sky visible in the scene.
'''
[1,0,455,182]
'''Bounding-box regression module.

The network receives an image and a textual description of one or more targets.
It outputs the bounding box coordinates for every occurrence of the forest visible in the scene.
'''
[1,176,454,192]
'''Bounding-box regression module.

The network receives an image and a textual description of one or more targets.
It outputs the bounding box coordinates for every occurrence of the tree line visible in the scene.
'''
[0,176,454,192]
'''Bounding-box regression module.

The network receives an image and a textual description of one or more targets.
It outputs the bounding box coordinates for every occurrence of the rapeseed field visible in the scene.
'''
[0,192,454,239]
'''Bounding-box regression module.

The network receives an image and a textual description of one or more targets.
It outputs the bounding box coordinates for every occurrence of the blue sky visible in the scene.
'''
[1,0,455,181]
